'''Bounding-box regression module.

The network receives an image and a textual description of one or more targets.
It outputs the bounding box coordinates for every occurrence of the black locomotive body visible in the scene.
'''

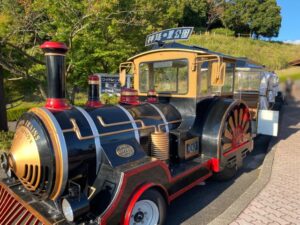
[0,29,255,225]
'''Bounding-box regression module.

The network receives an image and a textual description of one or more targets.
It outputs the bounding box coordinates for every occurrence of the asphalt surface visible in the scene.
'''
[166,135,272,225]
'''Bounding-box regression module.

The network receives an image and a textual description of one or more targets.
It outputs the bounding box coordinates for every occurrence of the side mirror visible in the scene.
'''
[211,62,225,86]
[119,68,126,87]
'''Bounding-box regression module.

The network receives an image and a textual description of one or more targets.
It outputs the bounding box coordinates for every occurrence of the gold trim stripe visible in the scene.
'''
[88,80,100,85]
[30,108,68,200]
[45,53,66,56]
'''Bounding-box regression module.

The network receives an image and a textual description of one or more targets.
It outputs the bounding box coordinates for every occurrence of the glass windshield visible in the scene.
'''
[234,71,261,91]
[139,59,188,94]
[222,63,235,93]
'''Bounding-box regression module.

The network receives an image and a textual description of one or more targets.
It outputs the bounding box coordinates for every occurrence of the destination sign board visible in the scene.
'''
[145,27,194,46]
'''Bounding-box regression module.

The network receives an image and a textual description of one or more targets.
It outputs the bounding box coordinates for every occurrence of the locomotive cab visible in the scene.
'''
[119,40,251,165]
[1,28,255,225]
[234,58,280,136]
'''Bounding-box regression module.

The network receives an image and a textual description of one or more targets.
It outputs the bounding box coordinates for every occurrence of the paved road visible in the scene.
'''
[167,135,272,225]
[230,83,300,225]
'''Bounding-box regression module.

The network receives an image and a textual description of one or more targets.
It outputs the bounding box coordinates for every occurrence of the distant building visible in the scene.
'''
[289,59,300,66]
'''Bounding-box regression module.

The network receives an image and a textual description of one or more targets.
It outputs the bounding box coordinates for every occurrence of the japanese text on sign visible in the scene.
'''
[145,27,194,46]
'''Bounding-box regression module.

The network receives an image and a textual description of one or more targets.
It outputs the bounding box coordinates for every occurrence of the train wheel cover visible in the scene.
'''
[129,200,159,225]
[219,102,251,156]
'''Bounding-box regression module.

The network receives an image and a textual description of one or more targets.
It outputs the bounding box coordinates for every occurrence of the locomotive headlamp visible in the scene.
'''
[62,198,74,222]
[62,194,90,222]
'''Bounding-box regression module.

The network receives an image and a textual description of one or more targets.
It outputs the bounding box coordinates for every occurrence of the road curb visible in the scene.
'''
[207,137,278,225]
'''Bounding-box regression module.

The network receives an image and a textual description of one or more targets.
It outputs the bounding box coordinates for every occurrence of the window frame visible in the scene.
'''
[221,62,235,95]
[138,58,189,95]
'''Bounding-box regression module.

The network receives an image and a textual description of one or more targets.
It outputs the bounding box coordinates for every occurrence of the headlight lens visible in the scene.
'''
[62,198,74,222]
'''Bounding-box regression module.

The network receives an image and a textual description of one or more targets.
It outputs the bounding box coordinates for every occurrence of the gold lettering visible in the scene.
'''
[21,120,41,141]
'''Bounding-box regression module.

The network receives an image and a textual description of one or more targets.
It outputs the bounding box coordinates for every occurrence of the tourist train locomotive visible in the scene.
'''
[0,28,277,225]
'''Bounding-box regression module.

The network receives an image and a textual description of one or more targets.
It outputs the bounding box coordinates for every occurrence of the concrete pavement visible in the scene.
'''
[229,83,300,225]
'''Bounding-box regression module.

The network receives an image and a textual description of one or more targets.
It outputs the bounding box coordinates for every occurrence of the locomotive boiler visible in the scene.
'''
[0,28,256,225]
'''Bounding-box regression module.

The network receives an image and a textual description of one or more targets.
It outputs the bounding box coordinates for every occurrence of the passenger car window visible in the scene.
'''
[200,62,209,95]
[222,63,234,93]
[234,71,261,91]
[139,59,188,94]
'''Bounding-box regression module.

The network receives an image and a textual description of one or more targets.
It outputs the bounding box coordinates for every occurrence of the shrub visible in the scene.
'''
[7,107,29,121]
[210,28,235,36]
[7,102,43,121]
[0,131,14,152]
[101,93,119,105]
[7,107,31,121]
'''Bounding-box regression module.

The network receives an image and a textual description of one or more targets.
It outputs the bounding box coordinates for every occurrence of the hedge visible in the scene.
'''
[7,107,31,121]
[0,131,14,152]
[6,96,119,122]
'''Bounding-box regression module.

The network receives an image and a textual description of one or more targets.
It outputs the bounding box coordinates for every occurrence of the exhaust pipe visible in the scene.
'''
[40,41,70,110]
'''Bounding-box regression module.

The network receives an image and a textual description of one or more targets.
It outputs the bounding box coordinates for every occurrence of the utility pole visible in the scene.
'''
[0,66,8,131]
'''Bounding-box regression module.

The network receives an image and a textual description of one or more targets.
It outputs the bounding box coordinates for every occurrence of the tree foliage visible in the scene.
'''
[0,0,282,102]
[0,0,185,98]
[251,0,281,38]
[179,0,208,28]
[222,0,281,38]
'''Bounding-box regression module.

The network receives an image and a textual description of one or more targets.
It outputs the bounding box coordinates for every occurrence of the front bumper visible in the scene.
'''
[0,180,66,225]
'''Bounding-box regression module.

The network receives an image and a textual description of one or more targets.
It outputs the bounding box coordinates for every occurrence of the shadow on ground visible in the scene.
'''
[166,134,271,225]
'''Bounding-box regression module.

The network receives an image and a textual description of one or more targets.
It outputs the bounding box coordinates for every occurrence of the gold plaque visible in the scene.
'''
[116,144,135,158]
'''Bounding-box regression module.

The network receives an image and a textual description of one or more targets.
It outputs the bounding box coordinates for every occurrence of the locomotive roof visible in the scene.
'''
[128,42,236,61]
[236,57,265,70]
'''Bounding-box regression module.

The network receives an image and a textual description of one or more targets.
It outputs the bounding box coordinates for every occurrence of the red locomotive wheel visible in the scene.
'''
[214,103,252,181]
[125,189,167,225]
[221,105,251,154]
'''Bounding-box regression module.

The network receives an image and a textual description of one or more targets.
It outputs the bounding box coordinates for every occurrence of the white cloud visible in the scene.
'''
[284,40,300,45]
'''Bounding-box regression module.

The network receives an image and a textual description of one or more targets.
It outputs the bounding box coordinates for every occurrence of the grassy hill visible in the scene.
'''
[185,34,300,80]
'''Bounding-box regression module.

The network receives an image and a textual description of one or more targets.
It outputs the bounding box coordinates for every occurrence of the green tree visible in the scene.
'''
[222,0,281,38]
[179,0,208,29]
[0,67,8,131]
[206,0,225,30]
[222,0,257,35]
[0,0,183,100]
[251,0,281,38]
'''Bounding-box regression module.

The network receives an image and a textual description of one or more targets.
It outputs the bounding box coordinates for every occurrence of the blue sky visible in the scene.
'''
[276,0,300,43]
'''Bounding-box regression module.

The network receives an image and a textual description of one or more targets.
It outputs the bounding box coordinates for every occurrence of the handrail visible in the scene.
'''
[62,117,182,140]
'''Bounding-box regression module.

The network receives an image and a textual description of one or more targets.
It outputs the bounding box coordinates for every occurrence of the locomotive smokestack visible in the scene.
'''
[40,41,70,110]
[86,75,102,108]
